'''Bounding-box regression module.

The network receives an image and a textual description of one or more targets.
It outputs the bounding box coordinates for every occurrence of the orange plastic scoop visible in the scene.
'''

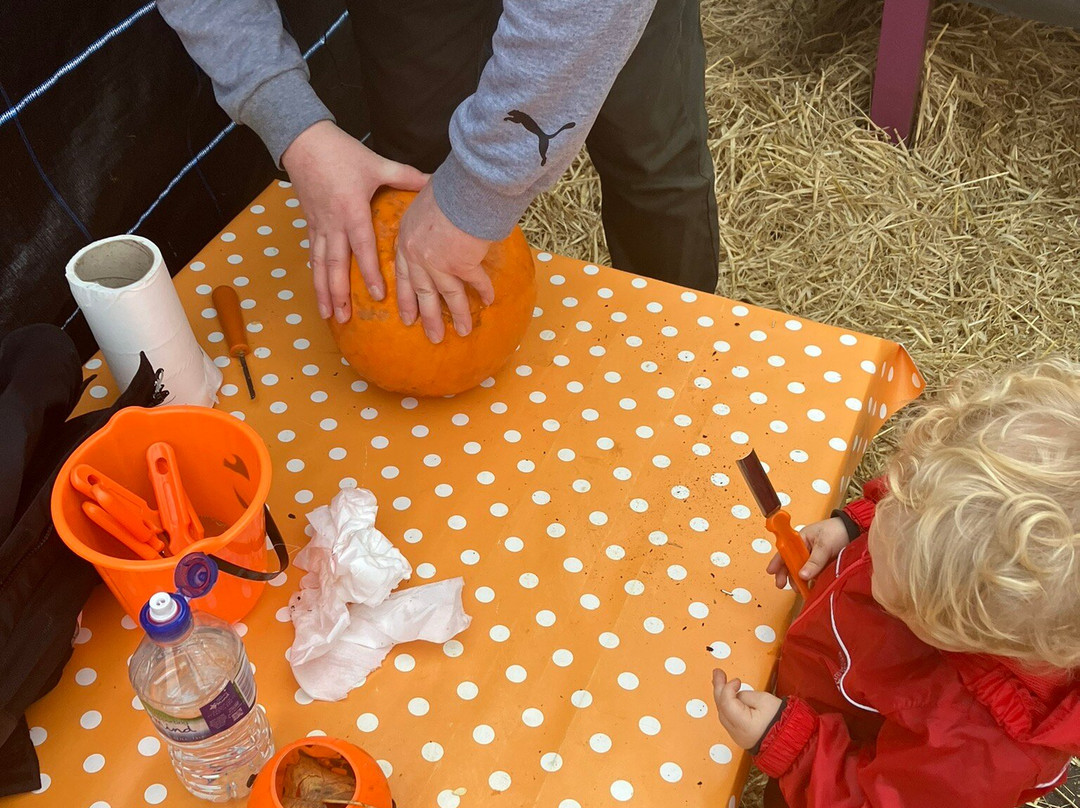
[70,464,168,557]
[736,449,813,599]
[146,442,205,554]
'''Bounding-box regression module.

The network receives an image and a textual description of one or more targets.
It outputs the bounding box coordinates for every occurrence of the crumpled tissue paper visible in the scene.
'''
[288,487,471,701]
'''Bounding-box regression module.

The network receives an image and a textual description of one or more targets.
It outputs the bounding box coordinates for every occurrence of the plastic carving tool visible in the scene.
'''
[736,449,813,599]
[70,464,168,557]
[147,442,205,554]
[212,284,256,399]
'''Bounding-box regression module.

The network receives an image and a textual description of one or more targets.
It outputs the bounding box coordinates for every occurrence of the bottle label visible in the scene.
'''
[141,665,257,743]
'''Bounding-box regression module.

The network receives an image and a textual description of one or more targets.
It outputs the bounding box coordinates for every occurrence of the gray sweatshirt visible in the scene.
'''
[157,0,656,240]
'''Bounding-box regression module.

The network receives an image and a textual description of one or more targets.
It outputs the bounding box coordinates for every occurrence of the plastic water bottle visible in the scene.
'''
[128,559,274,801]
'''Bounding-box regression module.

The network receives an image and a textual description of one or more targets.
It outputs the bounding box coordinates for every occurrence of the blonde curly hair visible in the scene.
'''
[872,357,1080,670]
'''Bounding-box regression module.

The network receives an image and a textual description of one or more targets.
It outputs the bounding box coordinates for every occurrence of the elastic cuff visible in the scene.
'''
[431,150,533,241]
[831,509,861,542]
[842,497,877,534]
[749,697,788,756]
[754,696,818,778]
[239,69,334,168]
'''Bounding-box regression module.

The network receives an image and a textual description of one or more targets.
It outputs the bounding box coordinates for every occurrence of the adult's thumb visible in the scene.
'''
[383,160,429,192]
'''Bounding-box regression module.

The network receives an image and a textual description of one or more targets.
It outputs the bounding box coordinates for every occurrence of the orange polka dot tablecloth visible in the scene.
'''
[13,181,923,808]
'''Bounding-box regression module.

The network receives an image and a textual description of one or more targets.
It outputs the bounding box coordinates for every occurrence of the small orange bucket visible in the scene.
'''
[52,406,283,623]
[247,738,392,808]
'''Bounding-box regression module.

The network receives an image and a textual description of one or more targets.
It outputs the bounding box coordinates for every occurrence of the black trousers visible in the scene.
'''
[346,0,720,292]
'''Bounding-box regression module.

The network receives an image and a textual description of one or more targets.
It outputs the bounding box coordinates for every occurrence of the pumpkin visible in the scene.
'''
[329,188,537,397]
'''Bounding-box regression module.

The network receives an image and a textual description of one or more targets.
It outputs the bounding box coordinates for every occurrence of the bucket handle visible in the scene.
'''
[208,506,289,582]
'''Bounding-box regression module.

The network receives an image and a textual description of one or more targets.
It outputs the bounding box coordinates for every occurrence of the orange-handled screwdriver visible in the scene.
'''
[736,449,813,599]
[212,285,255,399]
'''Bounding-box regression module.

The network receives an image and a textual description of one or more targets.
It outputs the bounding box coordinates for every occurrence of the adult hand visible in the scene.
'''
[395,182,494,344]
[766,516,852,590]
[712,669,784,750]
[281,120,428,323]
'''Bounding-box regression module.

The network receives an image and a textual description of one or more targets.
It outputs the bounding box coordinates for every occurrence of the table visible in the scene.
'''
[12,180,923,808]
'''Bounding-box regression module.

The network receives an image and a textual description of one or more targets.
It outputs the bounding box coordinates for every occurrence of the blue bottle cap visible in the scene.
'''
[140,592,192,643]
[174,552,218,600]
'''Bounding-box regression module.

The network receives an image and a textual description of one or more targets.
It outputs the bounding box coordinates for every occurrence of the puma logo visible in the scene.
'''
[504,110,576,167]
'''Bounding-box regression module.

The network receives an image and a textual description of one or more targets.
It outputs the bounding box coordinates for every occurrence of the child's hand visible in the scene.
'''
[712,669,783,750]
[765,516,851,589]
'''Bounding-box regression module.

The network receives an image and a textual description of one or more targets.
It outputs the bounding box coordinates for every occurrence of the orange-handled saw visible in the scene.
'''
[736,449,812,599]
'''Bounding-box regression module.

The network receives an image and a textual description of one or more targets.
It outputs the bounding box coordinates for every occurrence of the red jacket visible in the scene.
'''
[755,478,1080,807]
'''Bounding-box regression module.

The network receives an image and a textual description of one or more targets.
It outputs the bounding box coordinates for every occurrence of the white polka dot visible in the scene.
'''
[752,538,773,554]
[667,564,688,581]
[807,408,826,422]
[756,625,778,642]
[710,743,734,765]
[690,517,710,532]
[618,672,640,690]
[89,385,108,399]
[730,431,749,445]
[476,587,496,604]
[416,563,436,579]
[625,579,645,596]
[606,544,626,560]
[590,733,612,753]
[144,784,167,804]
[489,771,512,792]
[536,609,556,627]
[458,682,479,700]
[686,699,709,718]
[506,665,528,683]
[437,791,460,808]
[638,715,662,736]
[611,780,634,801]
[504,536,524,552]
[422,742,444,762]
[732,587,753,604]
[711,551,731,567]
[294,688,314,705]
[709,641,732,659]
[75,667,97,686]
[788,381,806,394]
[138,736,161,756]
[443,639,464,658]
[448,515,467,530]
[580,594,601,610]
[473,724,495,744]
[540,752,564,773]
[552,648,574,667]
[393,497,412,511]
[395,653,416,673]
[861,359,877,374]
[378,760,392,778]
[275,606,292,622]
[644,616,665,634]
[599,631,620,648]
[812,479,832,494]
[563,556,583,573]
[687,600,710,619]
[294,489,313,504]
[408,698,430,716]
[769,420,789,434]
[790,449,809,463]
[571,689,593,708]
[521,708,544,727]
[80,710,102,729]
[660,762,683,783]
[665,656,686,674]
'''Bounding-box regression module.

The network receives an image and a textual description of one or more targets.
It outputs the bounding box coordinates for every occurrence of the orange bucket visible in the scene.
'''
[247,738,392,808]
[52,406,279,623]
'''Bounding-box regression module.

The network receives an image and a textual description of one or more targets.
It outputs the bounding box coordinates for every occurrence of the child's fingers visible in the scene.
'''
[765,553,783,574]
[800,539,835,580]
